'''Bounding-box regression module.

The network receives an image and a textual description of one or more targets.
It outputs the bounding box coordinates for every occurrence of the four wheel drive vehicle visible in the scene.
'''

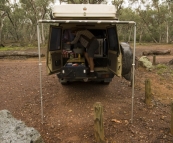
[46,4,133,85]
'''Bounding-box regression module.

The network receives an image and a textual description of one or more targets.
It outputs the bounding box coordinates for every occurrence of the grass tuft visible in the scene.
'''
[156,64,167,69]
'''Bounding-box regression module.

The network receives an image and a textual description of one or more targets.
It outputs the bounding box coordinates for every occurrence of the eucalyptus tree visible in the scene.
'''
[112,0,124,18]
[0,0,20,43]
[163,0,173,43]
[20,0,54,45]
[128,0,173,43]
[117,8,141,43]
[140,0,173,43]
[0,12,6,46]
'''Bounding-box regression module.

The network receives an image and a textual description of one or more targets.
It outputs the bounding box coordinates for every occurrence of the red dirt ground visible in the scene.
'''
[0,43,173,143]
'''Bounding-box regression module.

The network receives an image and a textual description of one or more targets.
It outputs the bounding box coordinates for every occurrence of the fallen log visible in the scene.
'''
[0,51,45,57]
[143,49,171,56]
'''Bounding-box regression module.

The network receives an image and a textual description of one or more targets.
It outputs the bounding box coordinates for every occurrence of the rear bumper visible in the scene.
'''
[57,68,114,82]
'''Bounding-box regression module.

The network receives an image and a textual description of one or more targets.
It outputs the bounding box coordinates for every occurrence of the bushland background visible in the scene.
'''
[0,0,173,48]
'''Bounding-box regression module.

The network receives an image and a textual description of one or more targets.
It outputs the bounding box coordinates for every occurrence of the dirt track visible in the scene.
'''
[0,44,173,142]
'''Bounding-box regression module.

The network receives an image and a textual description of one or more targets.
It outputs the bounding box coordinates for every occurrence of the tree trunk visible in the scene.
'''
[0,26,2,45]
[6,11,19,41]
[139,30,143,44]
[28,0,40,43]
[166,22,169,43]
[128,26,132,42]
[0,12,6,45]
[166,1,171,43]
[159,32,161,43]
[41,8,47,45]
[41,24,45,45]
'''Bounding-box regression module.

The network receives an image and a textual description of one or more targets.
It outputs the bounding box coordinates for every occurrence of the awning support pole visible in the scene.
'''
[37,24,44,124]
[131,23,136,123]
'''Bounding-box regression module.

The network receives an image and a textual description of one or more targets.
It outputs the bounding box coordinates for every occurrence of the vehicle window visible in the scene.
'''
[107,27,119,52]
[49,27,62,51]
[62,29,74,43]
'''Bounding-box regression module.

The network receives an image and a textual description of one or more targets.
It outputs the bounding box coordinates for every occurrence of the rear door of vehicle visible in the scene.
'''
[106,25,122,76]
[47,25,62,75]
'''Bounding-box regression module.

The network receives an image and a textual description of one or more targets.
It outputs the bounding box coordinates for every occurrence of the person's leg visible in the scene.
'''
[89,57,94,71]
[84,52,90,67]
[88,39,99,73]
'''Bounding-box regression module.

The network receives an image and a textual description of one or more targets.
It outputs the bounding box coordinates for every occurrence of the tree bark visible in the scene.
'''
[166,22,169,43]
[41,24,45,45]
[128,26,132,42]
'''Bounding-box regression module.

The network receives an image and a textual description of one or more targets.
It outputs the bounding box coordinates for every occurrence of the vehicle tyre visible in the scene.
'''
[123,67,135,87]
[120,42,133,76]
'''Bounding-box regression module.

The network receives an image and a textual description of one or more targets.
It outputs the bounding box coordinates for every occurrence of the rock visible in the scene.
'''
[0,110,44,143]
[139,56,153,70]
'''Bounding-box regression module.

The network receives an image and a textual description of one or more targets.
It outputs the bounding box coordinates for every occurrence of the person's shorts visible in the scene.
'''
[87,39,99,58]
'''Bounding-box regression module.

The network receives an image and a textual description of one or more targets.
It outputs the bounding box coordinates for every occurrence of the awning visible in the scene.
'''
[37,19,136,124]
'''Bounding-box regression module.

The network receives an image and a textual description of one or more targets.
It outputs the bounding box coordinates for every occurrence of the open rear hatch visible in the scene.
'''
[47,25,63,75]
[106,26,122,76]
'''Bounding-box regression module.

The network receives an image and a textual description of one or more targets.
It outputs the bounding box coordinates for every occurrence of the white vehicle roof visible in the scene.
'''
[51,4,117,20]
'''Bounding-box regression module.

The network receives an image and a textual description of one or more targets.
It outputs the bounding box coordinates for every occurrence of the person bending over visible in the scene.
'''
[67,28,99,77]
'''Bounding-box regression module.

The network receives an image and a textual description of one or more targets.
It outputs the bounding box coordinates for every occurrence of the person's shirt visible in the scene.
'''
[70,30,95,48]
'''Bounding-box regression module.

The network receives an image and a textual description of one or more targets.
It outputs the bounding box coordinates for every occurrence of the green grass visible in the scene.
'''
[155,64,173,79]
[0,46,36,51]
[156,64,167,75]
[0,47,24,51]
[156,64,167,69]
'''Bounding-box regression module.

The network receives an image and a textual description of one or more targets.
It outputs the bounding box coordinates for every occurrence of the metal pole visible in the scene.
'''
[131,23,136,123]
[37,24,44,124]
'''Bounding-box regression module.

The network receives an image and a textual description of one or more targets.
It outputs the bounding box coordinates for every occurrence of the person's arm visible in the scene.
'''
[70,32,81,44]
